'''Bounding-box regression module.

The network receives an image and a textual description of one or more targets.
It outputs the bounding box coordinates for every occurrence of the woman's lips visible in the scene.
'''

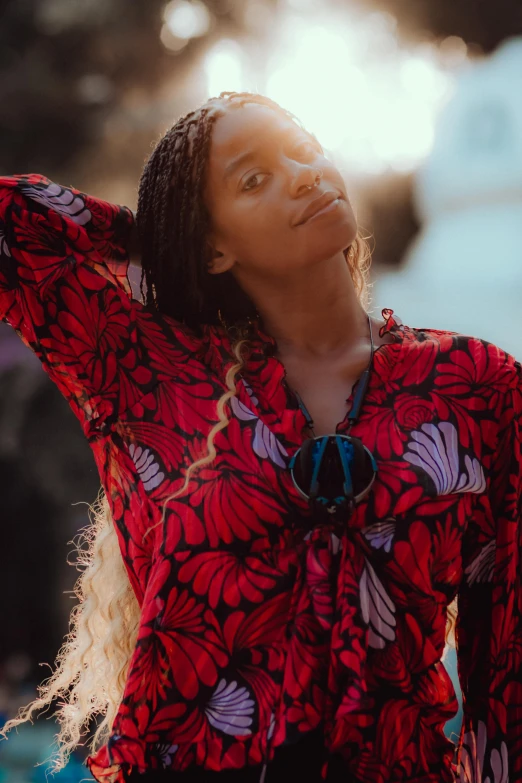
[297,196,343,226]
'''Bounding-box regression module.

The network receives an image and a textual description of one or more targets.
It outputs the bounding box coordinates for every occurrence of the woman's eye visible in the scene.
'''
[241,141,321,191]
[242,173,265,191]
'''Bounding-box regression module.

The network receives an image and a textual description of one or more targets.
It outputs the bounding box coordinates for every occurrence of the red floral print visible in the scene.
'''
[1,174,521,782]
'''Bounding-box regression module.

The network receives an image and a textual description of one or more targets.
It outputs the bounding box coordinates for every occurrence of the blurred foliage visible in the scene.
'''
[0,0,237,176]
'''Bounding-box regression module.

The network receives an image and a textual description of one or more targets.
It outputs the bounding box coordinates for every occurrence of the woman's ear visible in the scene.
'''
[206,243,235,275]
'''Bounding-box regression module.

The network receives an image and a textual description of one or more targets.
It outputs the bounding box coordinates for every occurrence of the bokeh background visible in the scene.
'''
[1,0,521,779]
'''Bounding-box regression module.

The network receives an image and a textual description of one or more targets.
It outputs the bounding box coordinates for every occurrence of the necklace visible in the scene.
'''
[290,312,374,438]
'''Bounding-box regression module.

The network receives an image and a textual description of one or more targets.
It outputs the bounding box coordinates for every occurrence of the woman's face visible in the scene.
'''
[203,102,358,279]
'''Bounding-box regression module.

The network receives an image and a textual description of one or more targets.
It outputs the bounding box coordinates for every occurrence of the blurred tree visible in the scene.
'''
[0,0,182,175]
[0,364,101,681]
[357,174,420,271]
[0,454,58,672]
[0,0,256,179]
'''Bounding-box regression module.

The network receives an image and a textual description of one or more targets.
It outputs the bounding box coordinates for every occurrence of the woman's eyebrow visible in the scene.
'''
[223,126,306,182]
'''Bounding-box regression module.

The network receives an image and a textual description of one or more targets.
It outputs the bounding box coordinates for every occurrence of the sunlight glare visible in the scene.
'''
[204,40,244,96]
[265,9,456,174]
[163,0,211,40]
[201,6,461,175]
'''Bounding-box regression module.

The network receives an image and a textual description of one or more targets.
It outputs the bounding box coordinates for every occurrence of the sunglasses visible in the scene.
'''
[288,434,378,520]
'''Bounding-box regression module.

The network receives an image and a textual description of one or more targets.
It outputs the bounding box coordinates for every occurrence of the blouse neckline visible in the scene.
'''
[193,308,408,461]
[201,307,405,363]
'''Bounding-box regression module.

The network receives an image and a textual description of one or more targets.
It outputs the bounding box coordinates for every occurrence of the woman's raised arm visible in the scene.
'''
[0,174,150,439]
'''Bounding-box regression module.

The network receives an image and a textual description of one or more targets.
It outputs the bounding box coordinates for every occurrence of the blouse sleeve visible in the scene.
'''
[455,356,522,782]
[0,173,147,439]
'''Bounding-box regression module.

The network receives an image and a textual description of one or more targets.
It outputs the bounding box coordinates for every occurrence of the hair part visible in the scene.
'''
[0,91,458,772]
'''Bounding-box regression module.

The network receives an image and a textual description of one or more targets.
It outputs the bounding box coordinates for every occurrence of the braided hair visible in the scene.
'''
[134,90,373,541]
[135,90,370,334]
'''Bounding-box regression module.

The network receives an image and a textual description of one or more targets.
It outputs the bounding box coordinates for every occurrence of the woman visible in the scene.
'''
[0,90,521,783]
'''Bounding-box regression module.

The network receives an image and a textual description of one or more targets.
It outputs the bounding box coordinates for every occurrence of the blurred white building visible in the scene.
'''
[374,38,522,360]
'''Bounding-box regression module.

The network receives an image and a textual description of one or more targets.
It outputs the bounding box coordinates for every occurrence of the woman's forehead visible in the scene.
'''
[211,103,300,154]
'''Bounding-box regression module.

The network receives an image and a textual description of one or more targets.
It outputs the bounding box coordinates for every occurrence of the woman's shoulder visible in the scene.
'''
[399,318,521,390]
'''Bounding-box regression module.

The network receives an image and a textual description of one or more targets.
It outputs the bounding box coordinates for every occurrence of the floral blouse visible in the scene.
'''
[1,174,521,783]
